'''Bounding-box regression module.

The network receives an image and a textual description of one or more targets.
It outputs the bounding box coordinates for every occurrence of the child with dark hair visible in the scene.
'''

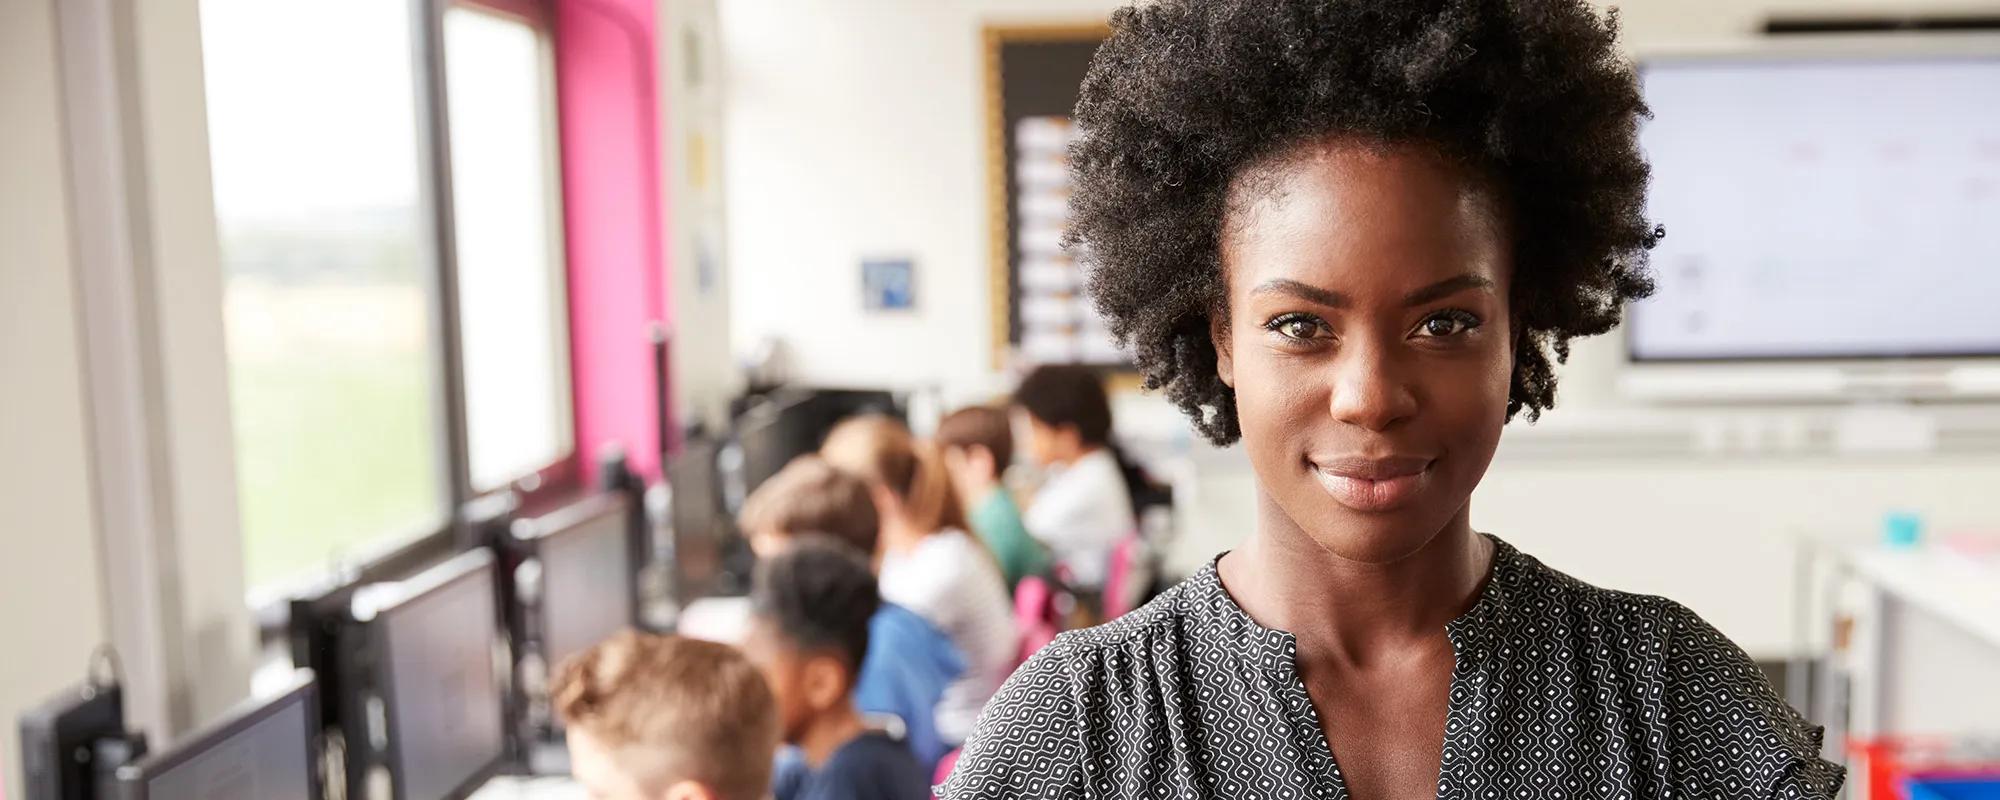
[1010,365,1137,593]
[933,405,1047,590]
[743,536,931,800]
[738,456,963,774]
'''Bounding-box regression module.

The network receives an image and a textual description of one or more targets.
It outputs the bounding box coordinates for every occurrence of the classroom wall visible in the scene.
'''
[720,0,1119,391]
[559,0,670,482]
[720,0,2000,659]
[662,0,739,434]
[0,0,112,796]
[721,0,2000,389]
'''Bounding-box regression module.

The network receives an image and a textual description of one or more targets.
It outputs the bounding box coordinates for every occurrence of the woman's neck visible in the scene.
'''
[1218,495,1492,668]
[796,703,866,768]
[879,513,932,555]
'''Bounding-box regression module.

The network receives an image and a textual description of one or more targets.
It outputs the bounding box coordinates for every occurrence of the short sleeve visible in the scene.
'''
[1653,600,1845,799]
[935,643,1091,800]
[1769,746,1846,800]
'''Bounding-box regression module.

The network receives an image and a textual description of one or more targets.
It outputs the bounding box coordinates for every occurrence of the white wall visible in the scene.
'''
[0,1,112,796]
[720,0,2000,660]
[721,0,1116,391]
[664,0,741,430]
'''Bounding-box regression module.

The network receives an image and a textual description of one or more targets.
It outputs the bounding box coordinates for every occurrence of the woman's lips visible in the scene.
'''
[1309,456,1434,512]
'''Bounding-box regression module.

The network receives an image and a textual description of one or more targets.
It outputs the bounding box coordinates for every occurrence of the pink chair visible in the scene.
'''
[1101,535,1144,620]
[933,747,964,799]
[1013,576,1062,669]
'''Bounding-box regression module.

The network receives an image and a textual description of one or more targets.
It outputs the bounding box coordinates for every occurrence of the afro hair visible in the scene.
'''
[1068,0,1659,445]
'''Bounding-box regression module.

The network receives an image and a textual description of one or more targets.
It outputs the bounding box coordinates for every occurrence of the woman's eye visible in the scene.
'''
[1417,311,1481,338]
[1270,315,1324,341]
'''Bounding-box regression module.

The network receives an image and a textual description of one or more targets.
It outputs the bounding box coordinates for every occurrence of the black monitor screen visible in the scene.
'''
[117,675,316,800]
[19,684,127,800]
[539,499,634,669]
[737,389,903,497]
[375,551,506,800]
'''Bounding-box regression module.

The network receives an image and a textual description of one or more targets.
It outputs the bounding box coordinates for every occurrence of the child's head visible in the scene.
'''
[1011,365,1114,468]
[737,454,880,559]
[820,415,967,536]
[740,536,881,745]
[934,405,1014,501]
[551,630,780,800]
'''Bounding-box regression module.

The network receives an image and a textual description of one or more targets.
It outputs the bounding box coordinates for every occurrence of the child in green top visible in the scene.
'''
[934,405,1047,591]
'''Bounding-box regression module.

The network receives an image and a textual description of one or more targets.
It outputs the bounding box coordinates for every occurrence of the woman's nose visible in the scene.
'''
[1326,339,1418,432]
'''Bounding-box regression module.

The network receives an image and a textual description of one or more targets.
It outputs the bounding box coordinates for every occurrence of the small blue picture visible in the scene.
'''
[863,257,916,311]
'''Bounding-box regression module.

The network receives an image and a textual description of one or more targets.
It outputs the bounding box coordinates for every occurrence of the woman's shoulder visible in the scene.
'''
[936,587,1206,800]
[1502,542,1843,797]
[977,574,1215,716]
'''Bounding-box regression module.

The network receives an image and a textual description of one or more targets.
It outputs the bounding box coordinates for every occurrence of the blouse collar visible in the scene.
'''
[1190,534,1523,677]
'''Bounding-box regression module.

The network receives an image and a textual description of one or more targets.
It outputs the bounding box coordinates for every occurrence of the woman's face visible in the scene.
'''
[1214,139,1513,564]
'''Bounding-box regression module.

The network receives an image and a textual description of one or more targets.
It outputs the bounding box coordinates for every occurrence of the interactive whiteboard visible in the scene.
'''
[1630,55,2000,361]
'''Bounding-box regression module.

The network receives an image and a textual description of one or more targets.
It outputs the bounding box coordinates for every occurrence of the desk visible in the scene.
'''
[1799,541,2000,799]
[677,596,753,645]
[468,776,587,800]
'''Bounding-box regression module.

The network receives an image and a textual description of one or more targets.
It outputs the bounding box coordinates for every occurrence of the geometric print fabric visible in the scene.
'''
[940,536,1844,799]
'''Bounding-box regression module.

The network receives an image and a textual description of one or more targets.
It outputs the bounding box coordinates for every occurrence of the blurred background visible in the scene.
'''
[3,0,1999,798]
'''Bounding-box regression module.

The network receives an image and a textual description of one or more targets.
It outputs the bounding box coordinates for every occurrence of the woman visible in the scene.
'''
[820,415,1018,749]
[941,2,1843,799]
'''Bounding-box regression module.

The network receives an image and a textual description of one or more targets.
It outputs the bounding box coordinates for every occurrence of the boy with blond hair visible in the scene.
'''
[551,630,780,800]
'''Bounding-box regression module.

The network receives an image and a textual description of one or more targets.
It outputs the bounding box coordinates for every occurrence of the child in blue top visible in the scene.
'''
[739,455,963,772]
[744,537,933,800]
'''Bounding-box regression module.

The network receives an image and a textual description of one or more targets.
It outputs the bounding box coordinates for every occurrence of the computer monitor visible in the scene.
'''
[18,683,131,800]
[530,494,635,670]
[735,392,825,499]
[735,388,905,498]
[668,435,739,602]
[369,549,507,800]
[110,673,317,800]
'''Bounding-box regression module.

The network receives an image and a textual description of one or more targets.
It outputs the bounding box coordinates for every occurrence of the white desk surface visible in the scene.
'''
[677,595,753,645]
[468,776,587,800]
[1838,545,2000,650]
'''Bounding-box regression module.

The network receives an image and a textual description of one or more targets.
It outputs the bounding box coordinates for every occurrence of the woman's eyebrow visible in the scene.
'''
[1250,274,1496,309]
[1251,278,1348,308]
[1403,274,1496,307]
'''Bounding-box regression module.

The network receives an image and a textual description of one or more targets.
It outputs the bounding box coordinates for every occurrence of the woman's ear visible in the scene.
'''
[1210,312,1235,388]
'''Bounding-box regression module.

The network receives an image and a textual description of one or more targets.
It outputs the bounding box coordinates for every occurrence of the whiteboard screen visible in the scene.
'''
[1629,56,2000,361]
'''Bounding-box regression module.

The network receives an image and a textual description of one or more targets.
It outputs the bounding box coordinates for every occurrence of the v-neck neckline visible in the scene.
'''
[1196,535,1519,800]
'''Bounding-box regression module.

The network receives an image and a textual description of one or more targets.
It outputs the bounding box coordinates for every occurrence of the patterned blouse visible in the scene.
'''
[939,536,1843,800]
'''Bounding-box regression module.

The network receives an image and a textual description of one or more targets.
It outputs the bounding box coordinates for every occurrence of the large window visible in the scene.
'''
[444,6,575,493]
[202,0,445,587]
[203,0,576,590]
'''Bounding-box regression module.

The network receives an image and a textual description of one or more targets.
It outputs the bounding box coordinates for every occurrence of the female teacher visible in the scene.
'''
[941,1,1843,798]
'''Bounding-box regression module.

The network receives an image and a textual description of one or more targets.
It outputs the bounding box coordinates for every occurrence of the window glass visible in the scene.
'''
[445,7,575,492]
[201,0,446,586]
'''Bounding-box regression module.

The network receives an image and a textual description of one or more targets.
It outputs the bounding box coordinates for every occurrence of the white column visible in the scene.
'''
[54,0,255,741]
